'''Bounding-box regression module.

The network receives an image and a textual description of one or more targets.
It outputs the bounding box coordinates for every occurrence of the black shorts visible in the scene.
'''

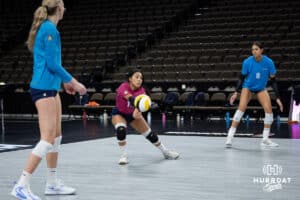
[30,88,57,103]
[250,89,265,94]
[244,88,265,94]
[111,107,134,123]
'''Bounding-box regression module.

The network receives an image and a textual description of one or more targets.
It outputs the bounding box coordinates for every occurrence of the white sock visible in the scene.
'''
[157,142,167,153]
[47,168,57,185]
[228,126,237,137]
[18,170,31,186]
[119,143,127,155]
[263,128,270,140]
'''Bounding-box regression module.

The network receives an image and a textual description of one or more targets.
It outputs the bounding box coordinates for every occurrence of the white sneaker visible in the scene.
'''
[45,179,76,195]
[225,135,233,148]
[11,183,41,200]
[163,150,180,160]
[261,139,279,147]
[118,153,128,165]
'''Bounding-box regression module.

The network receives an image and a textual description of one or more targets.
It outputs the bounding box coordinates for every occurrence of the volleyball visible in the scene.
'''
[134,94,152,112]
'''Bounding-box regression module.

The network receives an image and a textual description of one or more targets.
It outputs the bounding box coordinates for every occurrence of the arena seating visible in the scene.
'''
[0,0,299,116]
[113,0,300,89]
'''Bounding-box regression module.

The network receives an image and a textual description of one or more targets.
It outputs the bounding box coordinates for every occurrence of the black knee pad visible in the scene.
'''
[146,132,159,144]
[116,126,127,141]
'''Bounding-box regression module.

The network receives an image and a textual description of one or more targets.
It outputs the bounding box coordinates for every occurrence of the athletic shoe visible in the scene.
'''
[261,139,279,147]
[45,179,76,195]
[118,153,128,165]
[225,135,233,148]
[163,150,180,160]
[11,183,41,200]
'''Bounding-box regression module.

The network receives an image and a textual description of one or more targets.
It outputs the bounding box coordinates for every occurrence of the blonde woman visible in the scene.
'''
[11,0,86,199]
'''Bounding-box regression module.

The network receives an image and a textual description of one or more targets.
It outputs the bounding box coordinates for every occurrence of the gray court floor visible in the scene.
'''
[1,136,300,200]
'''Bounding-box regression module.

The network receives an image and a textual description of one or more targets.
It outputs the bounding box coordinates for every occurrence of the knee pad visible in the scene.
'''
[264,113,273,125]
[32,140,53,158]
[233,110,244,122]
[115,123,127,141]
[49,136,62,153]
[144,129,159,144]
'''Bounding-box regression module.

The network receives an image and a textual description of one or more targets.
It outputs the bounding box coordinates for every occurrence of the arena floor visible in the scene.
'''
[0,118,299,199]
[1,135,300,200]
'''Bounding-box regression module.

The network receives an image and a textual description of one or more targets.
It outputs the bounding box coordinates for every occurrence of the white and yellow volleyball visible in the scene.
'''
[134,94,152,112]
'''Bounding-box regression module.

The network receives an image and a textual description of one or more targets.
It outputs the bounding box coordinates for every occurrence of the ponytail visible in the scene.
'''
[26,6,48,52]
[26,0,61,52]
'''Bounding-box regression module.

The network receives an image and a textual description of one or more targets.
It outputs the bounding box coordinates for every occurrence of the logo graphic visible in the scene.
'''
[16,186,27,199]
[253,164,292,192]
[48,35,53,41]
[256,72,261,79]
[263,164,282,176]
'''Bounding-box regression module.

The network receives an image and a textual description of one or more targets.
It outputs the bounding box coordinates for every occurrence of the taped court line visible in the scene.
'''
[0,144,32,152]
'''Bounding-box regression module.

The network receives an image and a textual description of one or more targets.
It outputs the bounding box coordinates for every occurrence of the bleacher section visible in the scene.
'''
[114,0,300,90]
[0,0,35,57]
[0,0,196,87]
[0,0,299,116]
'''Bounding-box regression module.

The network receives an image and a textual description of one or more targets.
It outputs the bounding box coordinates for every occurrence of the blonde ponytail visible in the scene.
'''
[26,6,48,52]
[26,0,61,52]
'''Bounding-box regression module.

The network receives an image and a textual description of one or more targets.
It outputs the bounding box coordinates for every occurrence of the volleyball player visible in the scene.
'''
[11,1,86,199]
[225,41,283,148]
[111,69,180,165]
